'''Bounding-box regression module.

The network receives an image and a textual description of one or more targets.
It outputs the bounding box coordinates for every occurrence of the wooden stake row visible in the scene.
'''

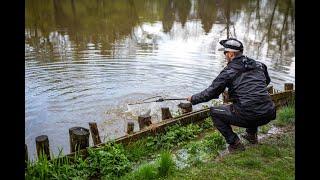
[25,102,192,165]
[26,83,293,165]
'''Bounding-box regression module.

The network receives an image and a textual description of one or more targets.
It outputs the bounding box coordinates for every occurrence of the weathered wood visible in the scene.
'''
[69,127,90,153]
[270,90,293,101]
[161,107,172,120]
[116,108,210,145]
[55,89,295,162]
[267,85,274,94]
[127,122,134,134]
[89,122,101,146]
[270,90,294,109]
[178,102,192,114]
[138,115,152,129]
[35,135,51,160]
[25,144,28,167]
[284,83,294,91]
[64,108,212,159]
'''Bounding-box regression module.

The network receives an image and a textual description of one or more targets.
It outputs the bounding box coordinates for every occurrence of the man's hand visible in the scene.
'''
[187,96,192,102]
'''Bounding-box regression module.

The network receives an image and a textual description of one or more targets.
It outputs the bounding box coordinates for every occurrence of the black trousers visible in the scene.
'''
[209,104,275,144]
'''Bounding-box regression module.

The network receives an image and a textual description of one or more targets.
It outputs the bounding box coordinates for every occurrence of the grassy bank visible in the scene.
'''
[25,103,295,179]
[25,117,218,179]
[168,127,295,180]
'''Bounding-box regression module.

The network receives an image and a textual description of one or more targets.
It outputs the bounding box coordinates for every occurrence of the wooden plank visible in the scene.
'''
[284,83,294,91]
[89,122,102,146]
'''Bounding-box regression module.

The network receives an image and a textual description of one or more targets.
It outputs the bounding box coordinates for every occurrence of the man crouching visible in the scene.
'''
[187,38,276,152]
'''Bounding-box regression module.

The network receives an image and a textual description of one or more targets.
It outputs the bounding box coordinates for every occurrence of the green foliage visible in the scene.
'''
[126,123,203,156]
[25,150,90,180]
[158,124,202,149]
[202,131,226,153]
[87,142,131,178]
[201,117,214,129]
[185,131,226,157]
[26,142,131,179]
[134,164,158,180]
[157,151,175,177]
[125,138,152,162]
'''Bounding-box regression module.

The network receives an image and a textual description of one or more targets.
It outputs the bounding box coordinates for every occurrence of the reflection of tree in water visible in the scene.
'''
[175,0,191,28]
[25,0,294,66]
[197,0,217,34]
[278,0,293,51]
[26,0,140,59]
[161,0,192,33]
[25,0,55,62]
[258,0,294,55]
[242,0,295,72]
[218,0,250,38]
[162,0,175,33]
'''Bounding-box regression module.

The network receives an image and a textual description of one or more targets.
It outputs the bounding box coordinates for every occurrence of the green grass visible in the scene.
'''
[132,164,158,180]
[259,123,272,134]
[26,104,294,179]
[157,151,175,177]
[121,151,175,180]
[25,149,90,180]
[168,129,295,180]
[274,103,295,127]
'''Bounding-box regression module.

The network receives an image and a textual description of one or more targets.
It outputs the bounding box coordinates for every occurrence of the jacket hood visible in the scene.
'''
[242,57,256,70]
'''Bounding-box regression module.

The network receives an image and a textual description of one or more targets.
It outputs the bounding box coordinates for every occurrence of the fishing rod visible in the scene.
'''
[128,97,188,105]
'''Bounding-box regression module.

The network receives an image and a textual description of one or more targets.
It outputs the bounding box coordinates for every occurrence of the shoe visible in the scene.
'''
[228,139,245,153]
[241,133,258,144]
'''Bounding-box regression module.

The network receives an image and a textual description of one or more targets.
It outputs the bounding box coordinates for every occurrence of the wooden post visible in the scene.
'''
[127,122,134,134]
[69,127,90,153]
[222,90,229,104]
[267,85,273,94]
[89,122,101,146]
[35,135,51,160]
[284,83,294,91]
[25,144,28,168]
[178,102,192,114]
[138,115,152,130]
[161,107,172,120]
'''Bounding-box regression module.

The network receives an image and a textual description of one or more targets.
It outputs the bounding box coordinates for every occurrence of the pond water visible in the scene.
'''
[25,0,295,159]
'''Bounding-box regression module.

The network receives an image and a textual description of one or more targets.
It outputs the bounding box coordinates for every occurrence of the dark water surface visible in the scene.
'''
[25,0,294,159]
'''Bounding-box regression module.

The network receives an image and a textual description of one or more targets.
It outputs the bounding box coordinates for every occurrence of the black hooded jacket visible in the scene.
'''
[191,55,275,120]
